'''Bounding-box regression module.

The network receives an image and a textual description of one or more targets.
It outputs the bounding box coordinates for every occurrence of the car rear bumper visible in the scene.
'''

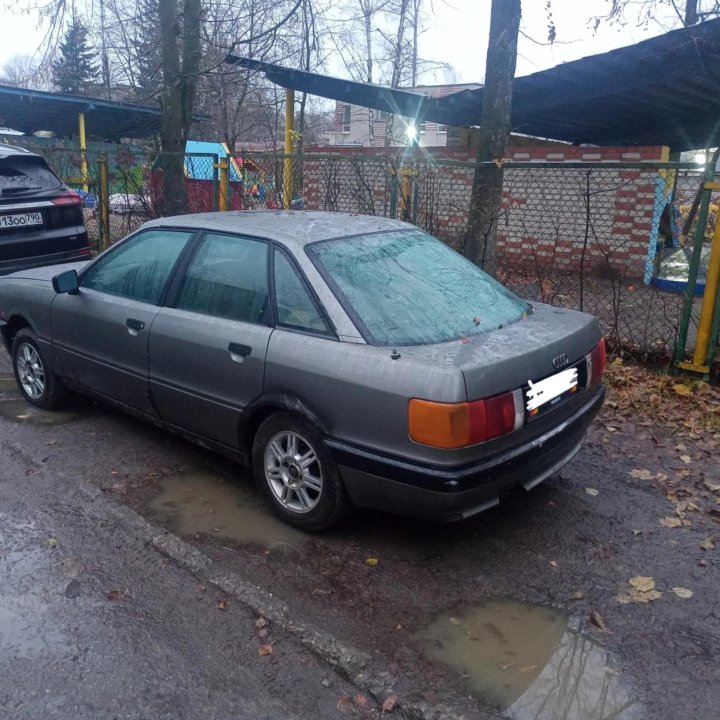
[329,385,605,521]
[0,243,92,276]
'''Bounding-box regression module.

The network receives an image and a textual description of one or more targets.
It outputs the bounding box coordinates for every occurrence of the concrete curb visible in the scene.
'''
[74,476,487,720]
[9,437,488,720]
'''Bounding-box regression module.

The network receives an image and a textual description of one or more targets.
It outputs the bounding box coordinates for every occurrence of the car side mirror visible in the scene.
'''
[52,269,80,295]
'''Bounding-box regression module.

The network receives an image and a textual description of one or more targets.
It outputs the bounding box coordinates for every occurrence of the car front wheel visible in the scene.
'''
[12,329,65,410]
[252,412,349,532]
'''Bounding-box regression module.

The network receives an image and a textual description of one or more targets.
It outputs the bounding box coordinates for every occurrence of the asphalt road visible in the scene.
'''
[1,348,718,720]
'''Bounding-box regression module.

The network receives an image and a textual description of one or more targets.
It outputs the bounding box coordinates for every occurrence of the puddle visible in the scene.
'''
[0,373,18,393]
[415,598,642,720]
[0,398,83,425]
[146,472,308,553]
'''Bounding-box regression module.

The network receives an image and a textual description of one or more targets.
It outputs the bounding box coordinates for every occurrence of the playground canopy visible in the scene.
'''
[227,18,720,152]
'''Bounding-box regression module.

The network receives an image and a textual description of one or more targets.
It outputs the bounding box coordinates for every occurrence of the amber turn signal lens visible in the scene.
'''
[408,399,472,449]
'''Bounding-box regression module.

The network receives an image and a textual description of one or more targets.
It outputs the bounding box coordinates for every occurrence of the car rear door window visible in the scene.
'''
[273,248,331,335]
[81,229,192,304]
[176,232,269,324]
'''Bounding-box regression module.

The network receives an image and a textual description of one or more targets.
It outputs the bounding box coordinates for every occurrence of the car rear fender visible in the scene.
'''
[239,393,330,456]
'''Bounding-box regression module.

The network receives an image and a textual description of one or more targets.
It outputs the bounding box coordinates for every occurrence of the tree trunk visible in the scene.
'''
[158,0,202,216]
[464,0,521,274]
[685,0,700,25]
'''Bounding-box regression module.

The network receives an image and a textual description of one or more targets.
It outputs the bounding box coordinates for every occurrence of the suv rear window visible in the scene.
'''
[0,155,63,195]
[308,230,529,346]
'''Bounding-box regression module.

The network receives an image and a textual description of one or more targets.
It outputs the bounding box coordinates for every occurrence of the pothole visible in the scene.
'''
[146,471,308,553]
[414,598,642,720]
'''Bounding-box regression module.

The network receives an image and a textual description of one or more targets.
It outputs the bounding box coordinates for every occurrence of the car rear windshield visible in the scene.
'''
[308,230,530,346]
[0,155,63,195]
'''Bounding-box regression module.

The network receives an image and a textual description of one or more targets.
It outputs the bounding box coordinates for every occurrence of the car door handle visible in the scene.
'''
[126,318,145,336]
[228,342,252,362]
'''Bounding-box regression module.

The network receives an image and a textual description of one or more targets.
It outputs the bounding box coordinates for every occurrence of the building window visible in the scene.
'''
[419,121,427,134]
[342,104,352,133]
[437,124,448,134]
[375,109,388,121]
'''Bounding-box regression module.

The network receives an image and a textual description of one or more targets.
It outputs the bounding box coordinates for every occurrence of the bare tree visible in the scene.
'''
[0,55,51,90]
[591,0,719,29]
[464,0,521,273]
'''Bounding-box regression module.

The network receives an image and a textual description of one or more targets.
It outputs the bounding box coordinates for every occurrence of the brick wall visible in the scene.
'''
[301,144,669,279]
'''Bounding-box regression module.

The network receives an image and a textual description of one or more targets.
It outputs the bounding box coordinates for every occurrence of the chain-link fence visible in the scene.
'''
[14,138,718,362]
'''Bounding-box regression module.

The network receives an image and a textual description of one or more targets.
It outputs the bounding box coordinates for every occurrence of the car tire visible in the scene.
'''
[252,411,350,532]
[12,329,66,410]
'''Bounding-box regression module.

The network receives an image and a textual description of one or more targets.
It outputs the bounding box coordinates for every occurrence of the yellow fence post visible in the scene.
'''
[78,112,89,193]
[284,88,295,209]
[97,153,110,251]
[213,158,230,211]
[689,204,720,374]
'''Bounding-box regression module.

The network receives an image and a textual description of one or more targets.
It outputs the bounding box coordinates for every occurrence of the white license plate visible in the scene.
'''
[526,368,578,412]
[0,212,43,230]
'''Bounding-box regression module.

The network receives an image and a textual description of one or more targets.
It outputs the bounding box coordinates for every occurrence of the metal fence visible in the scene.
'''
[14,138,719,365]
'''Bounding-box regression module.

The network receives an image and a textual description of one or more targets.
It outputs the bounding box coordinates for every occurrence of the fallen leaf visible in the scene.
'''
[700,537,716,551]
[569,590,585,600]
[382,695,398,712]
[585,487,599,496]
[336,697,357,716]
[549,560,559,567]
[629,576,656,592]
[46,439,57,446]
[257,644,273,656]
[679,455,692,464]
[353,694,368,708]
[217,600,227,611]
[629,468,654,480]
[659,516,682,528]
[365,557,379,567]
[255,617,268,629]
[631,589,662,603]
[105,589,129,602]
[673,383,693,396]
[704,481,720,494]
[258,628,268,638]
[589,610,608,631]
[671,587,693,599]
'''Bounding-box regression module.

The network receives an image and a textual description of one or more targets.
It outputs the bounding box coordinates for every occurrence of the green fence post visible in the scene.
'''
[211,154,219,211]
[674,162,715,368]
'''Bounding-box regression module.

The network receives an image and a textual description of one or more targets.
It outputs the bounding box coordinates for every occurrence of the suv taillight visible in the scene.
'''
[52,191,82,206]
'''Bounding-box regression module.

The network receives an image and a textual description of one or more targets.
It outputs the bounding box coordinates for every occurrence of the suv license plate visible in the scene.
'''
[0,212,43,229]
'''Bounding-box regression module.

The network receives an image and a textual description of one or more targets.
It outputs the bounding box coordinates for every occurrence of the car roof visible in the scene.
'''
[0,144,39,159]
[142,210,414,249]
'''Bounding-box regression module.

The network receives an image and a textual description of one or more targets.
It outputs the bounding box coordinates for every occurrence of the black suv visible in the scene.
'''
[0,145,91,275]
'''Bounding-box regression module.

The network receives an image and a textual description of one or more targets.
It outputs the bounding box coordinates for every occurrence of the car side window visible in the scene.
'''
[176,232,269,324]
[81,229,192,304]
[274,248,332,335]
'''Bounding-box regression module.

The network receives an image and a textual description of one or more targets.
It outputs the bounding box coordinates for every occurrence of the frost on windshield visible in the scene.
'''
[309,230,528,346]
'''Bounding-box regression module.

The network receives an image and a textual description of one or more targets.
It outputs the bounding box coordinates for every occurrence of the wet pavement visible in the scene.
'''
[1,349,718,720]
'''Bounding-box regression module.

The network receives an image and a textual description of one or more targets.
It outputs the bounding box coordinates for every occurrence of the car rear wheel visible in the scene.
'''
[252,412,349,532]
[12,329,65,410]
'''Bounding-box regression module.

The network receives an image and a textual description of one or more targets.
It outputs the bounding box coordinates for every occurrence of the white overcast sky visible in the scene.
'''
[2,0,682,82]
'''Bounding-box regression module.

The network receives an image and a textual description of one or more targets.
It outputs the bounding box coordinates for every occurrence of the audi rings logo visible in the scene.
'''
[552,353,570,370]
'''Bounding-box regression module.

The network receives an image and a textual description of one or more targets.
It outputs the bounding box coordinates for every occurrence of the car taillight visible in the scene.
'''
[588,338,606,385]
[52,191,82,206]
[408,390,523,449]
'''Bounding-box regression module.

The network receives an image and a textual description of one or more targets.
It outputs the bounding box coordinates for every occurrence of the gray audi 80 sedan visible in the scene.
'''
[0,211,605,531]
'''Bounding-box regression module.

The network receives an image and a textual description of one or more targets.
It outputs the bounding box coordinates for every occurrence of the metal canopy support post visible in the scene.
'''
[674,164,715,369]
[78,111,89,192]
[284,88,294,209]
